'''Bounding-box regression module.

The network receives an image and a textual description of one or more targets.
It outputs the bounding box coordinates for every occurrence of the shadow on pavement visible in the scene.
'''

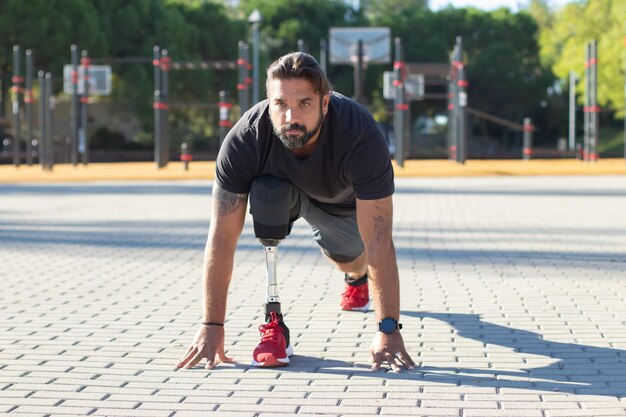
[196,312,626,398]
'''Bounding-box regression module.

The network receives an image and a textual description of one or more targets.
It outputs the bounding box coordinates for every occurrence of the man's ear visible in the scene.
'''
[322,93,331,115]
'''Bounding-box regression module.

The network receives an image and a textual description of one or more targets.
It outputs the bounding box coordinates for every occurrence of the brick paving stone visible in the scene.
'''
[1,177,626,417]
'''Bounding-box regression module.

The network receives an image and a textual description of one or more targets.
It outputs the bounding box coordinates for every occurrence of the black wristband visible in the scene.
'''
[201,322,224,326]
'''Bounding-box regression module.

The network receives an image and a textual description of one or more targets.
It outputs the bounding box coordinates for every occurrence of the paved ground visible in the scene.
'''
[1,176,626,417]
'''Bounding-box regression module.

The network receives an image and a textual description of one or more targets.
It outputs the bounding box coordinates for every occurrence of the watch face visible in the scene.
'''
[380,317,398,334]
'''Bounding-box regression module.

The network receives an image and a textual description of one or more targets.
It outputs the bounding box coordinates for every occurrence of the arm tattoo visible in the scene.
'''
[373,214,386,243]
[371,201,391,243]
[214,186,248,217]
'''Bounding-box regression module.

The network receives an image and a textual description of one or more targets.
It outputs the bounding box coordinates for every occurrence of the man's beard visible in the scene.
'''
[273,105,324,150]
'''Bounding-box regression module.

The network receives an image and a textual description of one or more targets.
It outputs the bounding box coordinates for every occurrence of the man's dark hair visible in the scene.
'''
[266,52,332,97]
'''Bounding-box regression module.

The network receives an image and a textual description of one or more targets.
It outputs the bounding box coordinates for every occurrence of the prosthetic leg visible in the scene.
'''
[249,176,300,352]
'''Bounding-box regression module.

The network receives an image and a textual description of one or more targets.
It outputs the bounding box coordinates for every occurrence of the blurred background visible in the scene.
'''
[0,0,624,165]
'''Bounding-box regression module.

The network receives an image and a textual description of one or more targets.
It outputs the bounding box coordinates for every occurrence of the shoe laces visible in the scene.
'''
[342,284,365,300]
[258,311,284,344]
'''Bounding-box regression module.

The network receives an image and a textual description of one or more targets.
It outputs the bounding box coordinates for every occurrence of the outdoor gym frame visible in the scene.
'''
[6,41,251,170]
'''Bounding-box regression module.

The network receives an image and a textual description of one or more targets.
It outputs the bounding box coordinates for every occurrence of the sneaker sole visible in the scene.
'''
[251,345,294,367]
[341,300,371,312]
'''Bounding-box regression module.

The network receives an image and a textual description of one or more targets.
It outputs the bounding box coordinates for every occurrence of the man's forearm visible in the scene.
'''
[200,184,248,324]
[201,241,235,323]
[367,243,401,321]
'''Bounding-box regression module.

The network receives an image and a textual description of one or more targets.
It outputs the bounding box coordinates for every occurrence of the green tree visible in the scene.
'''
[0,0,104,119]
[540,0,626,117]
[236,0,362,97]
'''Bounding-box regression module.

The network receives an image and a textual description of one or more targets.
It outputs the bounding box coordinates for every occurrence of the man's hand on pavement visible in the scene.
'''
[176,325,234,369]
[370,331,416,372]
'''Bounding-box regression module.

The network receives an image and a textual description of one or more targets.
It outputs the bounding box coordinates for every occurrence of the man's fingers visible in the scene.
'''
[385,353,401,373]
[394,352,416,370]
[370,352,383,371]
[205,357,219,369]
[176,347,197,368]
[219,351,236,363]
[183,349,207,369]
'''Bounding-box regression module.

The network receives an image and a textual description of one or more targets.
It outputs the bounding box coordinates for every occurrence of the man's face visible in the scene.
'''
[267,77,330,151]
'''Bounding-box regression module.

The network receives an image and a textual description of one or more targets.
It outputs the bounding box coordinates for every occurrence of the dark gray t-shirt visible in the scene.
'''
[215,92,394,215]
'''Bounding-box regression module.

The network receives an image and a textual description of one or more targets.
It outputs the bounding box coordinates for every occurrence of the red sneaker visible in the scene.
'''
[340,282,371,311]
[251,311,293,367]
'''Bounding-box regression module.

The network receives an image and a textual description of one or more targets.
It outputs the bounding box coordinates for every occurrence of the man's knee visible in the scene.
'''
[249,176,300,245]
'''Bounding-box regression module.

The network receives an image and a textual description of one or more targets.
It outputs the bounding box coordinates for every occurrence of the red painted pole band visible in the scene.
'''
[396,104,409,111]
[589,152,598,160]
[589,58,598,65]
[180,154,193,162]
[393,61,405,70]
[449,145,457,151]
[153,102,169,110]
[583,106,601,113]
[523,125,534,132]
[392,80,402,87]
[448,104,454,110]
[80,57,91,66]
[245,77,253,84]
[457,80,468,87]
[153,58,160,66]
[219,120,233,127]
[11,76,24,83]
[160,56,171,71]
[523,148,533,155]
[218,102,233,109]
[237,83,246,90]
[80,97,91,104]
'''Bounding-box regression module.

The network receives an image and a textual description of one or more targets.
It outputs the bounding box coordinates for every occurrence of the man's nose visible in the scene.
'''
[285,108,299,124]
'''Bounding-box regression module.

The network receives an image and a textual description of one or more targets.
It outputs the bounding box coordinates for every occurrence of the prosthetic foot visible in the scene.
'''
[249,177,298,366]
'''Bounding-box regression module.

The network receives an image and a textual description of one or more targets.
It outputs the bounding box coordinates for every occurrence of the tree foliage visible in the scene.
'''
[0,0,568,148]
[539,0,626,118]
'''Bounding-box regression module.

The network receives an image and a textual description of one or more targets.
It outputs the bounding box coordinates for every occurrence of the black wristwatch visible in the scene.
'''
[378,317,402,334]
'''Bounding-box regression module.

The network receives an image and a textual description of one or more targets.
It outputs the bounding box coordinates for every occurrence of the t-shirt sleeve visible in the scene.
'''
[215,118,259,194]
[348,122,395,200]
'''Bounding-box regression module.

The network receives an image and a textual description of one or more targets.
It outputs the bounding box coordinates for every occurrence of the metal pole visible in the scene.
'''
[218,90,232,147]
[590,39,599,162]
[297,39,306,52]
[568,70,576,153]
[153,45,161,167]
[237,41,249,114]
[523,117,533,160]
[354,39,364,104]
[584,41,590,162]
[45,72,53,171]
[159,49,170,167]
[79,50,90,165]
[447,70,455,160]
[393,37,407,168]
[70,45,79,165]
[38,70,46,170]
[25,49,33,166]
[320,39,327,74]
[457,51,467,165]
[12,45,21,167]
[252,21,260,105]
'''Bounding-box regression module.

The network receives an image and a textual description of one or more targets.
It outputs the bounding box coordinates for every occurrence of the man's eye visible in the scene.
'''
[301,102,311,107]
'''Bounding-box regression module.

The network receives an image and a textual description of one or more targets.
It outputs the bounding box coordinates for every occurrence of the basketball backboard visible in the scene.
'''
[383,71,425,101]
[329,27,391,64]
[63,65,112,96]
